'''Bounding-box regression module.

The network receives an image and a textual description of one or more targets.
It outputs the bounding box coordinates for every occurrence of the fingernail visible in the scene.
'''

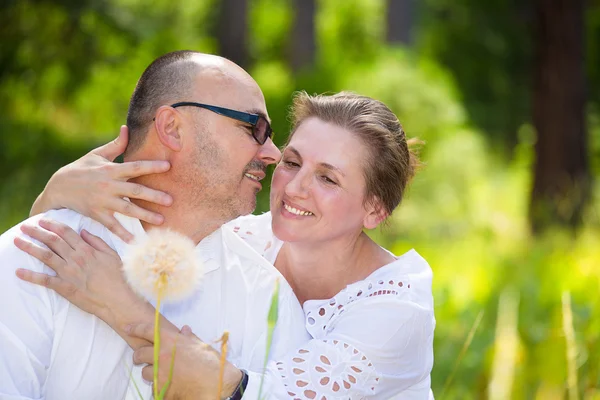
[124,324,132,333]
[16,268,30,280]
[181,325,190,334]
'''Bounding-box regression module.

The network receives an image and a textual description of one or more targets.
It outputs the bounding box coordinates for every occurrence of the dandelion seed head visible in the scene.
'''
[122,228,203,302]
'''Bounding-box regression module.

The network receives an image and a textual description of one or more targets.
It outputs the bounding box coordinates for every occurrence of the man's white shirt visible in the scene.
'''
[0,210,309,400]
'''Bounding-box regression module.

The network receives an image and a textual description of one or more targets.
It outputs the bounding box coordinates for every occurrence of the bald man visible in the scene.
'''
[0,51,309,399]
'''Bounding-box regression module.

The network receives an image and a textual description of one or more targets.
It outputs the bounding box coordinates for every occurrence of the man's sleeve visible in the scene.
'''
[0,217,57,399]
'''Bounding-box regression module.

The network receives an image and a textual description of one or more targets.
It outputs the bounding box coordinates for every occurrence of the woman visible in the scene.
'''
[18,91,435,399]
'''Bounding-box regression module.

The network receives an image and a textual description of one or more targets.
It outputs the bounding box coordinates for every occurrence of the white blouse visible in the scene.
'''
[225,213,435,400]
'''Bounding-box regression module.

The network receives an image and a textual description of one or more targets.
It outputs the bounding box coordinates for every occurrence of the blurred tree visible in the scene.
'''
[417,0,532,151]
[290,0,316,71]
[386,0,414,45]
[529,0,592,232]
[216,0,249,68]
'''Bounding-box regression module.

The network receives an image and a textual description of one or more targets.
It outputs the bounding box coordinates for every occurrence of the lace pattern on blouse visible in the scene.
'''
[305,277,412,338]
[275,338,381,399]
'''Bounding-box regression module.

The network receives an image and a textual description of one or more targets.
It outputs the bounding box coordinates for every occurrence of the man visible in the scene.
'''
[0,51,309,399]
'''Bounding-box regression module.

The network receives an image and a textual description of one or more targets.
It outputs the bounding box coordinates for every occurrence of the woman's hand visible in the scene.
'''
[14,218,158,349]
[31,126,173,243]
[128,323,243,400]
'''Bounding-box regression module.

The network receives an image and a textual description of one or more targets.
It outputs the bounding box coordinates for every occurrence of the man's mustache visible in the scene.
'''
[243,160,267,174]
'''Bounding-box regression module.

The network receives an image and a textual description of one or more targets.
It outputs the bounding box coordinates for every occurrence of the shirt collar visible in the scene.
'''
[112,213,221,273]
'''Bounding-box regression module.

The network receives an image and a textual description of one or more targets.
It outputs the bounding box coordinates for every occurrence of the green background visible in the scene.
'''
[1,0,599,398]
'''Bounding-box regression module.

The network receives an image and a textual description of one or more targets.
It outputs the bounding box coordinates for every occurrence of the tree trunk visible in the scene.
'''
[216,0,249,68]
[290,0,316,72]
[386,0,414,45]
[529,0,591,233]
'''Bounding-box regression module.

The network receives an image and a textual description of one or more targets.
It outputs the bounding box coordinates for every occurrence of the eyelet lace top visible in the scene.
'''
[225,213,435,399]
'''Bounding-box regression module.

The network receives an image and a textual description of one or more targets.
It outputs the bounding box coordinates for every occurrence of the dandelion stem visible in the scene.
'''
[154,281,165,400]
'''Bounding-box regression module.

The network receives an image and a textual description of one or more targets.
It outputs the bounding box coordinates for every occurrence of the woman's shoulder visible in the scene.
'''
[366,249,434,308]
[303,249,434,338]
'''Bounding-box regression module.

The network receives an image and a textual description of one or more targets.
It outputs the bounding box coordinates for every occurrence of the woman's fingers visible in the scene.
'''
[110,198,165,226]
[81,229,119,257]
[114,160,171,180]
[116,181,172,207]
[20,223,73,260]
[14,236,66,274]
[96,214,134,243]
[15,269,77,301]
[90,125,128,161]
[38,219,89,253]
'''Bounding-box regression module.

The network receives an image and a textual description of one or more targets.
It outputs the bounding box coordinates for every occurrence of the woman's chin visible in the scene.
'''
[272,221,303,243]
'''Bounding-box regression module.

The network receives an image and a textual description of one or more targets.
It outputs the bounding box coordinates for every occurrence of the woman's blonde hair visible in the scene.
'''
[287,91,421,217]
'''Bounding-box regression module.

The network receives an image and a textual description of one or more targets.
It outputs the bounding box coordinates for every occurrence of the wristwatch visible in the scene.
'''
[226,369,249,400]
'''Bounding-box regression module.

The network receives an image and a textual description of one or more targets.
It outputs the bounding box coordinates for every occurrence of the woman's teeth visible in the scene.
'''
[284,203,313,216]
[244,173,259,181]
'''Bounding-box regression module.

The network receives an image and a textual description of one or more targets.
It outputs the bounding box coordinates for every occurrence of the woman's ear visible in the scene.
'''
[363,197,388,230]
[154,106,183,152]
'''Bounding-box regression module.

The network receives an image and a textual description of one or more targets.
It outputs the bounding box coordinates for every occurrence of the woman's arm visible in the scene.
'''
[30,126,173,243]
[14,218,178,350]
[126,293,435,400]
[242,300,433,399]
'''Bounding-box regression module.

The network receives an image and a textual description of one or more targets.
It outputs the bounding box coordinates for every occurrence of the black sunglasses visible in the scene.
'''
[170,101,273,145]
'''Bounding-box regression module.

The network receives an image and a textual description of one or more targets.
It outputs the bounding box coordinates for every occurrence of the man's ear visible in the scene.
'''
[154,106,183,152]
[363,197,388,230]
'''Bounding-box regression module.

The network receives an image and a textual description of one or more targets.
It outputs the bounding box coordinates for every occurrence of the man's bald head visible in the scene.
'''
[125,50,255,154]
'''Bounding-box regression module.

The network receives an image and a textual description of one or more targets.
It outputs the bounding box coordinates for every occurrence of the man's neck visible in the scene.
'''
[129,177,229,245]
[123,148,232,244]
[138,208,223,245]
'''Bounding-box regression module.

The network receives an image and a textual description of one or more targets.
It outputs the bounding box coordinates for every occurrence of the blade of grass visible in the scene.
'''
[257,279,280,400]
[158,338,178,400]
[562,291,580,400]
[440,309,484,399]
[488,288,520,400]
[122,360,144,400]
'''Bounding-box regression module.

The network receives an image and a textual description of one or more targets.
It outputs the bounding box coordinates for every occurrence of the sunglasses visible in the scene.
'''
[170,101,274,145]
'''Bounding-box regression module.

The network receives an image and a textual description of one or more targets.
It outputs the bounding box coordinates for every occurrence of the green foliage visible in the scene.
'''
[1,0,599,398]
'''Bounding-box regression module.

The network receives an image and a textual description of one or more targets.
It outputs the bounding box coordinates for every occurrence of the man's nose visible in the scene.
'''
[257,138,281,165]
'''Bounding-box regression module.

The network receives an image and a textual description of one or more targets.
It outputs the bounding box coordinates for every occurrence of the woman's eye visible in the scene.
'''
[321,176,337,185]
[284,160,300,168]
